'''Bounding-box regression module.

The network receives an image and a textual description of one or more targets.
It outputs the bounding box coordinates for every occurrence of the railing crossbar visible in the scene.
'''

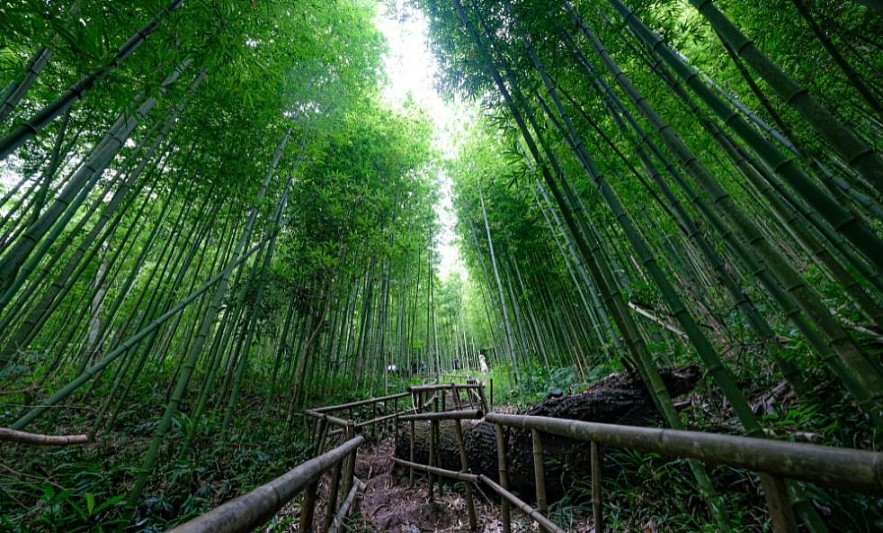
[486,413,883,495]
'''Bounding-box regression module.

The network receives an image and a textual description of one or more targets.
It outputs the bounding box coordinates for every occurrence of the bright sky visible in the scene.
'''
[375,1,469,282]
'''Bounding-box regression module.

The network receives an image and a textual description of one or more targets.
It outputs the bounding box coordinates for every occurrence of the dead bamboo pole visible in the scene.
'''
[0,428,88,445]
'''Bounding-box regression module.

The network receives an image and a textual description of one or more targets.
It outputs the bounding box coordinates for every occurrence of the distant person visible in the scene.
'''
[478,353,489,373]
[453,358,461,370]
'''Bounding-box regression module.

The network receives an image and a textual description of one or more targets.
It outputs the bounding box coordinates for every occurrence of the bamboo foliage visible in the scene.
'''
[1,0,881,529]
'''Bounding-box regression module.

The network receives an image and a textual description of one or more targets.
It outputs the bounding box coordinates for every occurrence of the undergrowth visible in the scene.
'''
[0,368,369,531]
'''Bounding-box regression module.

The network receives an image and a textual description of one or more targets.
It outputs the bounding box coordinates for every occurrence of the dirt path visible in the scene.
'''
[352,436,499,532]
[350,436,598,532]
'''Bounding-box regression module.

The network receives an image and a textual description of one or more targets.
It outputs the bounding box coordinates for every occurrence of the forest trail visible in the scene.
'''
[355,436,482,532]
[352,436,594,532]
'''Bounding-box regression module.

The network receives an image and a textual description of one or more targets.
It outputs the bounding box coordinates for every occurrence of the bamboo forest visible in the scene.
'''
[1,0,882,531]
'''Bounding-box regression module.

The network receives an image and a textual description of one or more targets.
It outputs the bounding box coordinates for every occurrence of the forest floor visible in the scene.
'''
[346,436,596,533]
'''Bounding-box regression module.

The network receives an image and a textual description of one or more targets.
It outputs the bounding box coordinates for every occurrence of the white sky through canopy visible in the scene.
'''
[375,1,468,282]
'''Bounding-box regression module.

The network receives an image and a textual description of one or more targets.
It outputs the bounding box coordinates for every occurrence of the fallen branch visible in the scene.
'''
[830,309,883,343]
[628,301,687,340]
[0,427,89,446]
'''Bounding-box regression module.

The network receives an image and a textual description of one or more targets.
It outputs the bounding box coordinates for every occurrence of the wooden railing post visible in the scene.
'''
[495,423,511,533]
[760,473,798,533]
[299,480,318,532]
[478,382,489,413]
[314,417,329,455]
[341,423,356,498]
[309,416,320,446]
[409,418,416,487]
[328,478,365,533]
[428,418,438,501]
[531,429,548,515]
[591,441,603,533]
[452,382,462,409]
[454,418,478,531]
[391,414,399,489]
[321,460,343,533]
[489,379,494,410]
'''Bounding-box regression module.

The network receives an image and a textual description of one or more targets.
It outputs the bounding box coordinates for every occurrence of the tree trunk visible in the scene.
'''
[394,365,701,499]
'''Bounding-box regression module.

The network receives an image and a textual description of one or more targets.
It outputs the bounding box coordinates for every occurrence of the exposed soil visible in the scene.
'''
[352,437,594,532]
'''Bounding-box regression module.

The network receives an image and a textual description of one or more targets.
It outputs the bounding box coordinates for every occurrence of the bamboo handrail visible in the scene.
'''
[168,436,365,533]
[173,382,486,533]
[313,392,410,414]
[399,408,483,422]
[355,411,399,428]
[410,382,484,393]
[304,410,350,428]
[392,457,480,483]
[485,413,883,495]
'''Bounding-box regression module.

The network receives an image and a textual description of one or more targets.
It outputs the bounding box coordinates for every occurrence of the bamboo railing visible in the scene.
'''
[485,412,883,533]
[167,435,365,533]
[387,396,883,533]
[166,380,488,532]
[171,380,883,533]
